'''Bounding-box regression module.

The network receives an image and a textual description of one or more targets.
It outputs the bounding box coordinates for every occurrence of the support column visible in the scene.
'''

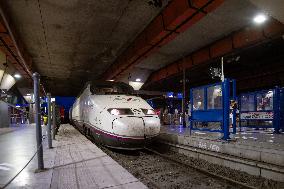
[222,78,230,140]
[182,68,186,127]
[273,87,280,134]
[52,102,56,139]
[33,72,44,170]
[0,101,9,127]
[29,103,35,124]
[47,93,52,148]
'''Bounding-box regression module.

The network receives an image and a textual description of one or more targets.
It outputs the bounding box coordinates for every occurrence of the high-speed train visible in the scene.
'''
[69,81,160,149]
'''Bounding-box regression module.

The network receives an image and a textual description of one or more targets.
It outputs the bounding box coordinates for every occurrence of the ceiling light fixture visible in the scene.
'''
[135,78,141,82]
[253,14,267,24]
[14,74,21,79]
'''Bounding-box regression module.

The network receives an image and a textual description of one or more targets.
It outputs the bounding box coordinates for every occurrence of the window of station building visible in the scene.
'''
[207,85,222,110]
[192,88,204,110]
[240,94,254,111]
[256,91,273,111]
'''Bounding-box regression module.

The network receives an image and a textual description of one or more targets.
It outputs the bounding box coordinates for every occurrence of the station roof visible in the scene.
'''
[0,0,283,96]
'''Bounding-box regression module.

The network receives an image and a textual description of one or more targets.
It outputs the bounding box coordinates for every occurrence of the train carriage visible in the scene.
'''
[70,81,160,149]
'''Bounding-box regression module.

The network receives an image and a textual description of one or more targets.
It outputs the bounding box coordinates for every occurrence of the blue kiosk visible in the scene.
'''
[190,78,237,140]
[239,87,284,133]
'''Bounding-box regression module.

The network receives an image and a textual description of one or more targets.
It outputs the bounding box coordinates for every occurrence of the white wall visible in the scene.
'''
[0,101,10,128]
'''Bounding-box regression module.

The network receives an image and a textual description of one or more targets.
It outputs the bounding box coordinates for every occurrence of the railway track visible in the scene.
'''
[143,147,257,189]
[98,145,255,189]
[76,126,281,189]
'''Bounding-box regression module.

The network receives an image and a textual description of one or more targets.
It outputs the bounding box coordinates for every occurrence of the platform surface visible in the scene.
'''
[161,125,284,150]
[158,125,284,181]
[159,125,284,168]
[0,124,21,135]
[0,124,147,189]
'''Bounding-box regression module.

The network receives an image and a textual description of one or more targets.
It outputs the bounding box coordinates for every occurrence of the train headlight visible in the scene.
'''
[107,108,133,115]
[141,109,156,115]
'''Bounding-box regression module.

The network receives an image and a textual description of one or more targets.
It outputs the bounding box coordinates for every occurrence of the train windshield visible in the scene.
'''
[90,81,134,95]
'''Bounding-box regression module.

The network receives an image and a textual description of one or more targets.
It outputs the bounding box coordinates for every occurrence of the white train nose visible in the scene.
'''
[112,116,160,139]
[143,116,160,137]
[112,117,145,138]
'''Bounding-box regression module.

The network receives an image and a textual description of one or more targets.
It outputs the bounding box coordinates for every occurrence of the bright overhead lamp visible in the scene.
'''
[129,81,144,90]
[26,94,31,96]
[253,14,267,24]
[14,74,21,79]
[135,78,141,82]
[107,79,114,82]
[0,69,4,80]
[0,73,16,90]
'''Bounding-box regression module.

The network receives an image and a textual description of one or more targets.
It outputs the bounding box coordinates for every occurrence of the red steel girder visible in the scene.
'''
[145,19,284,85]
[103,0,225,80]
[0,2,33,78]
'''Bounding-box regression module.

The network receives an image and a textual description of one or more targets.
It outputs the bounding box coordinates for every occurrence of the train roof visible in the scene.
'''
[77,80,134,98]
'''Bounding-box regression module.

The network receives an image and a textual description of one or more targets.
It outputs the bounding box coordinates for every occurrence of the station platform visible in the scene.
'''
[0,124,22,135]
[0,124,147,189]
[157,125,284,182]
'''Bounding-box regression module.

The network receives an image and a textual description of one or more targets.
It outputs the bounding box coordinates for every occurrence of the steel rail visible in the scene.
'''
[75,124,257,189]
[144,147,257,189]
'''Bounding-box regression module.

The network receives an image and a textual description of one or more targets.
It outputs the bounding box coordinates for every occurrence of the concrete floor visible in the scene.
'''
[0,124,52,188]
[158,125,284,181]
[0,124,147,189]
[161,125,284,150]
[0,127,18,135]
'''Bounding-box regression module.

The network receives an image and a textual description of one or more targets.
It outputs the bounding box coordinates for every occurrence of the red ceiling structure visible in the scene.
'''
[0,10,32,78]
[145,18,284,85]
[103,0,225,80]
[1,0,283,96]
[0,3,46,94]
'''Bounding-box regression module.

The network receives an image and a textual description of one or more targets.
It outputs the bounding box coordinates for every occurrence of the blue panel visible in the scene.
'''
[280,88,284,129]
[238,87,284,131]
[189,79,236,140]
[191,110,223,122]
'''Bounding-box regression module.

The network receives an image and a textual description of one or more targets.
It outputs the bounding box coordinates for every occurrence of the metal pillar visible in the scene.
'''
[33,72,44,170]
[221,57,225,82]
[232,80,237,134]
[47,93,52,148]
[182,68,186,127]
[222,79,230,140]
[52,102,56,139]
[273,87,281,134]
